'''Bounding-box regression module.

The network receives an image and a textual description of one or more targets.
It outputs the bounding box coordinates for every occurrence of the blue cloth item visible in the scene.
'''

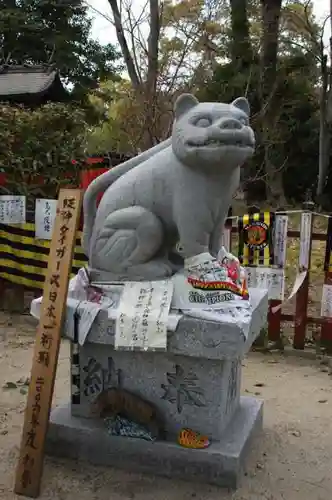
[104,415,155,441]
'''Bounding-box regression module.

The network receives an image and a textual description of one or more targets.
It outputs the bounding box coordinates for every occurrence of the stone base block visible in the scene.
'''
[46,396,263,489]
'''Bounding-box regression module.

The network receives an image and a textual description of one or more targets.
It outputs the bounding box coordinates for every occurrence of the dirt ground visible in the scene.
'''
[1,313,332,500]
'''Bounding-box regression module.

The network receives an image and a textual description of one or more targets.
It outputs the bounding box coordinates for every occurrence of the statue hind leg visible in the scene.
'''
[88,206,174,281]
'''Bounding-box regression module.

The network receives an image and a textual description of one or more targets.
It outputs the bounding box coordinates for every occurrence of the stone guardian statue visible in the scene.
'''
[82,93,255,281]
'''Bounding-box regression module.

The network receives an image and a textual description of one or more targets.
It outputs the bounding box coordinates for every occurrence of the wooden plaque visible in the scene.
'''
[14,189,83,497]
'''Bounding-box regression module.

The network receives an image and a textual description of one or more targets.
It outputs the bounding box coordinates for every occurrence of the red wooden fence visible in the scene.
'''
[226,211,332,352]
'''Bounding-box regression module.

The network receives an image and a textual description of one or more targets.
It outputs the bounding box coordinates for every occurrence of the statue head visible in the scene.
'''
[171,93,255,171]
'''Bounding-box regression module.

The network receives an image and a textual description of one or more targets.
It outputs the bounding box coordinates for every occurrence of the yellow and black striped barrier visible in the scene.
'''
[0,223,87,290]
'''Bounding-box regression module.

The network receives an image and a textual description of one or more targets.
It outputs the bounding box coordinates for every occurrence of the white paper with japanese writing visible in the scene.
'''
[271,270,307,313]
[245,267,284,301]
[77,294,114,345]
[221,226,231,252]
[0,195,26,224]
[271,212,311,314]
[269,269,284,301]
[35,199,57,240]
[256,267,284,300]
[184,305,253,340]
[76,301,104,345]
[245,267,257,288]
[255,267,269,290]
[115,280,174,351]
[299,212,312,270]
[274,215,288,267]
[321,284,332,318]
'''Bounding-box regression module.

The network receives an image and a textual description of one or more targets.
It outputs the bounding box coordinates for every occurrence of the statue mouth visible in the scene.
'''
[187,138,254,149]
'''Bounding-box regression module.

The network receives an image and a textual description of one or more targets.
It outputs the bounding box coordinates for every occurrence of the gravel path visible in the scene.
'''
[0,313,332,500]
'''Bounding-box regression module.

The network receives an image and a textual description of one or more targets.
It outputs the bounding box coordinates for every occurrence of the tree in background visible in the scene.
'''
[87,0,328,205]
[0,0,121,100]
[87,79,138,153]
[89,0,230,151]
[0,0,125,195]
[229,0,253,70]
[0,102,88,197]
[200,0,322,205]
[259,0,284,204]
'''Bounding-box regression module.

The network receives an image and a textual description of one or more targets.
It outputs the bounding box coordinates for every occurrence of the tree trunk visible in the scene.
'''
[229,0,253,68]
[146,0,160,97]
[143,0,161,147]
[228,0,254,200]
[260,0,286,206]
[317,2,332,201]
[260,0,282,99]
[107,0,161,149]
[317,55,329,199]
[108,0,141,89]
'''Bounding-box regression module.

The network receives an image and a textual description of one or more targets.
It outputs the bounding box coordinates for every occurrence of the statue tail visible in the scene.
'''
[81,138,172,257]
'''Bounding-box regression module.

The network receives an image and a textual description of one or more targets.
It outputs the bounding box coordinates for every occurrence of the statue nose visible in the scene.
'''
[219,118,242,130]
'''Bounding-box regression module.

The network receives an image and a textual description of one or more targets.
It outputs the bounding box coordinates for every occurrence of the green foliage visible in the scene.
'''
[198,49,320,203]
[275,56,320,201]
[86,79,137,154]
[0,102,88,195]
[0,0,122,98]
[86,78,174,154]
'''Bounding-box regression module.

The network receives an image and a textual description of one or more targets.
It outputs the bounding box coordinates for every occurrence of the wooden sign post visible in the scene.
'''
[14,189,83,498]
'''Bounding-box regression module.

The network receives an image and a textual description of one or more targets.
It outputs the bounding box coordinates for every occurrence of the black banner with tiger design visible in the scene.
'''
[238,212,275,266]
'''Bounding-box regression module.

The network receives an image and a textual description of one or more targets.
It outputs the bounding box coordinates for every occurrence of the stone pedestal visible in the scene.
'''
[47,397,262,488]
[46,288,268,488]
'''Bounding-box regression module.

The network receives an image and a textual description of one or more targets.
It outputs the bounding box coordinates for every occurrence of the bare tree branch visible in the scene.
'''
[125,6,143,81]
[167,29,198,93]
[107,0,141,88]
[84,1,114,24]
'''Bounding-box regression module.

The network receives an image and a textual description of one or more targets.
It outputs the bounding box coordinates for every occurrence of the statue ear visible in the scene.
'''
[174,93,199,119]
[231,97,250,116]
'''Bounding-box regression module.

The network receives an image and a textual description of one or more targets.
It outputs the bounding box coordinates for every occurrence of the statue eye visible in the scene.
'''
[195,117,211,128]
[239,116,248,126]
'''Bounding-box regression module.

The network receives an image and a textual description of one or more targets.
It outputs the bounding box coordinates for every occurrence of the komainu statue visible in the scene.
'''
[82,93,255,281]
